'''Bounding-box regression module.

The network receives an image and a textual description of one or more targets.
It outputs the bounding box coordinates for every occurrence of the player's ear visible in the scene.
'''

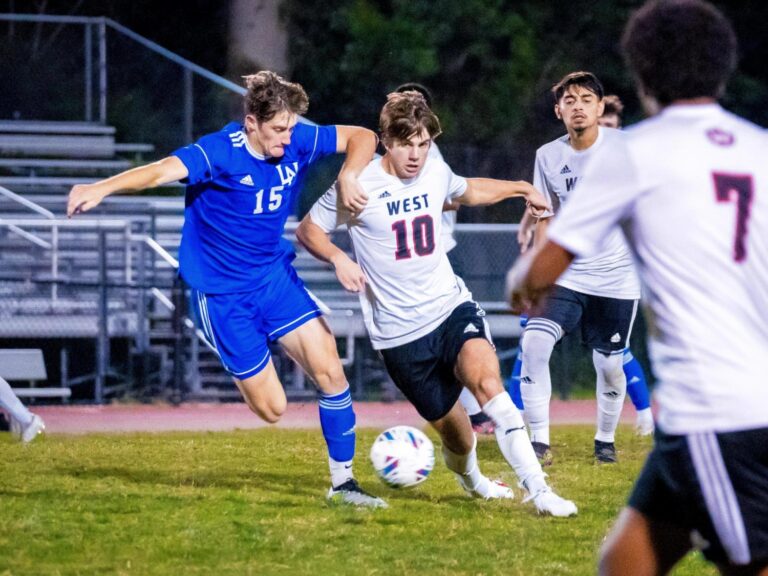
[244,114,259,132]
[597,99,605,118]
[554,104,562,120]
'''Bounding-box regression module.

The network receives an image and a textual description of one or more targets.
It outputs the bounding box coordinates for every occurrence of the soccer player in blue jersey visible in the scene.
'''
[67,70,386,508]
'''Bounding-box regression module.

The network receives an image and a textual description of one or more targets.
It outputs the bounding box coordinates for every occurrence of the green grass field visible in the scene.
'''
[1,426,716,575]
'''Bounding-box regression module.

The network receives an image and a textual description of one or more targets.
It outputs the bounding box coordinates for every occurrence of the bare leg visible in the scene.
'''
[599,507,692,576]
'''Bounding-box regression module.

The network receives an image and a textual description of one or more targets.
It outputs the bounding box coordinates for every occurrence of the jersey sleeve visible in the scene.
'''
[445,163,468,201]
[308,181,351,232]
[533,151,556,219]
[547,138,642,258]
[171,132,227,185]
[295,122,338,165]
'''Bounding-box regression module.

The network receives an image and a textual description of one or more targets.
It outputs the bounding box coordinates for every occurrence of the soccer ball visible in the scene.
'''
[370,425,435,488]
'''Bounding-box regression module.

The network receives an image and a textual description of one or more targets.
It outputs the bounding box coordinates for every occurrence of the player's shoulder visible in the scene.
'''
[535,134,570,170]
[536,134,570,156]
[358,156,388,186]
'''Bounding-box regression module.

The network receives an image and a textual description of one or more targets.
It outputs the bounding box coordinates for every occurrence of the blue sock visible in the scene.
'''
[623,350,651,411]
[507,352,524,411]
[318,386,356,462]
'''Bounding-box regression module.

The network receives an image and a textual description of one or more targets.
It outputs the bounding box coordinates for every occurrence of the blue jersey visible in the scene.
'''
[172,121,337,293]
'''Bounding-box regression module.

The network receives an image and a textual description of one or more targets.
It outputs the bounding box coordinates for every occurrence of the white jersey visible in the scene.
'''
[310,154,472,349]
[548,104,768,434]
[535,127,641,298]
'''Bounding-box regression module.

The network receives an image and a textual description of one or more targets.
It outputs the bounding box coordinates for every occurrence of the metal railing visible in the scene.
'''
[0,13,245,142]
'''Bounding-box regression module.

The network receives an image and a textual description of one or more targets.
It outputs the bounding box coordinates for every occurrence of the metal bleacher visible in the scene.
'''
[0,13,523,403]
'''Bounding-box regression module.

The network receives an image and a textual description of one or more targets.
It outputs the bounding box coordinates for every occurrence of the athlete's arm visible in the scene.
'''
[533,216,551,249]
[67,156,188,217]
[517,210,536,254]
[507,239,574,313]
[457,178,549,215]
[296,215,367,293]
[334,125,378,214]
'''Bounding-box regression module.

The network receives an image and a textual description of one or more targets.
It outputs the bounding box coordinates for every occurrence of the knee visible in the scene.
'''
[593,351,626,389]
[312,360,347,394]
[472,377,504,406]
[521,330,557,369]
[247,395,286,424]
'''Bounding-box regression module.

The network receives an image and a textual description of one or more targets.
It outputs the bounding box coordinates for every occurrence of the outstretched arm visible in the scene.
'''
[296,215,367,293]
[67,156,188,217]
[456,178,549,215]
[334,125,378,214]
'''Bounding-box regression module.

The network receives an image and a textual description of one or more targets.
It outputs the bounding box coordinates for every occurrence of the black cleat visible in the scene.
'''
[531,441,554,467]
[594,440,618,464]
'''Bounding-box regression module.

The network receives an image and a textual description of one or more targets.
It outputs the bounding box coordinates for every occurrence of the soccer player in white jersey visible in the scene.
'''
[509,0,768,572]
[511,93,655,438]
[0,375,44,442]
[394,83,496,436]
[297,91,577,517]
[518,71,642,465]
[67,71,386,508]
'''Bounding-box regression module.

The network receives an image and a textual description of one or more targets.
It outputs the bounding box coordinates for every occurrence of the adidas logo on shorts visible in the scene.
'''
[464,323,479,334]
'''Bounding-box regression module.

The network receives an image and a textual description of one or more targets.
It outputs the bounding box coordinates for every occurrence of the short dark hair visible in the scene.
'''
[380,91,442,144]
[395,82,433,108]
[622,0,737,105]
[242,70,309,122]
[552,71,604,102]
[602,95,624,118]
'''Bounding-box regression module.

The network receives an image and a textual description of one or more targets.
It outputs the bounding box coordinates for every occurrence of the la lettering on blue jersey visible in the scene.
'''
[172,121,336,293]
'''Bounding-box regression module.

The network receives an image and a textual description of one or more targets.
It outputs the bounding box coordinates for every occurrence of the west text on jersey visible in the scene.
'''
[386,194,430,216]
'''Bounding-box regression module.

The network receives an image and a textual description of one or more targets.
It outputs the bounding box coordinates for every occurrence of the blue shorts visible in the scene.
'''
[189,264,322,380]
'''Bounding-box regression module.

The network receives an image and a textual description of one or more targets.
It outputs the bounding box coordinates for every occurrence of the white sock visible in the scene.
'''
[458,387,482,417]
[520,327,558,446]
[329,457,354,488]
[442,436,485,491]
[483,392,547,488]
[636,407,654,430]
[0,376,32,425]
[593,350,627,443]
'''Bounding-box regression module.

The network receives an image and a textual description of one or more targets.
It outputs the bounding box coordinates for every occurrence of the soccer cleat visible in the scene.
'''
[469,412,495,435]
[523,485,578,517]
[19,414,45,444]
[594,440,618,463]
[327,479,388,509]
[531,441,553,467]
[456,475,515,500]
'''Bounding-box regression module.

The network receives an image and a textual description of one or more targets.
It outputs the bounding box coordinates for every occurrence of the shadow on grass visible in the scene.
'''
[51,464,327,498]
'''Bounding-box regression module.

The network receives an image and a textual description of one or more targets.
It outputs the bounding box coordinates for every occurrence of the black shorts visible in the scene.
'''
[379,301,492,422]
[530,284,638,353]
[628,426,768,566]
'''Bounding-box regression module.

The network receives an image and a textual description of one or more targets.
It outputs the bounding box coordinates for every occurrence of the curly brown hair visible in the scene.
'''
[622,0,737,105]
[242,71,309,122]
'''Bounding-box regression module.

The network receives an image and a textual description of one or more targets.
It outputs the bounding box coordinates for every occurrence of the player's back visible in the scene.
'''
[624,104,768,433]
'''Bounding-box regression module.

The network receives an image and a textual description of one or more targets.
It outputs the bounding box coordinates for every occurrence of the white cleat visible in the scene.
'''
[523,486,578,517]
[19,414,45,444]
[457,475,515,500]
